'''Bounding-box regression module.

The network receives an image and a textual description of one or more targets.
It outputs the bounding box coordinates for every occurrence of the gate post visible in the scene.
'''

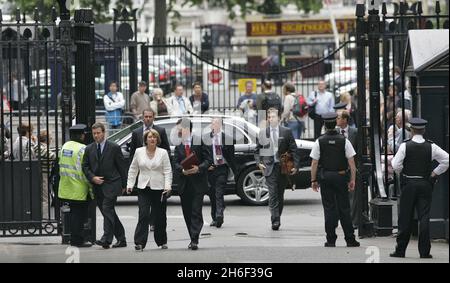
[141,43,149,94]
[74,9,97,243]
[367,0,394,236]
[57,0,73,143]
[355,2,374,238]
[74,9,96,130]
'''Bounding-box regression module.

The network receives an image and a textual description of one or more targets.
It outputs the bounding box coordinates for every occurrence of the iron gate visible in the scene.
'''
[0,5,96,238]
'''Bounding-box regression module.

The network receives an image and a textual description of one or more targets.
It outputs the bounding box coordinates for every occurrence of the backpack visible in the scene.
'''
[262,92,282,112]
[292,94,308,118]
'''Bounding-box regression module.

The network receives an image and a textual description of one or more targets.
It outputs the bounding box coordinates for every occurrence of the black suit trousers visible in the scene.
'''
[180,179,205,244]
[319,172,355,243]
[69,201,88,246]
[208,165,228,221]
[134,188,167,247]
[396,179,432,256]
[95,187,126,244]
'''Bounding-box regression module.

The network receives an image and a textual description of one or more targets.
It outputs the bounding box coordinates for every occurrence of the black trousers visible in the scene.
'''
[396,179,432,256]
[265,163,288,224]
[319,171,355,243]
[134,188,167,247]
[69,201,88,246]
[208,165,228,221]
[180,180,205,244]
[313,116,324,139]
[95,189,126,244]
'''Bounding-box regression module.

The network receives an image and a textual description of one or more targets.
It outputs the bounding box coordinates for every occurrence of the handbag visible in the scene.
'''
[280,152,295,175]
[308,91,318,120]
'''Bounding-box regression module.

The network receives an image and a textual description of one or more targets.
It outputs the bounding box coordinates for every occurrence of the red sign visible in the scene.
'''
[247,19,356,37]
[208,70,223,84]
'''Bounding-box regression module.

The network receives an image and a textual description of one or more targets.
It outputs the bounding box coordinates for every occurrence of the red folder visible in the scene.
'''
[181,152,199,170]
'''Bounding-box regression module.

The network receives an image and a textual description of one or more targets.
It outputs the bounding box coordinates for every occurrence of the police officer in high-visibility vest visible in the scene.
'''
[390,118,449,259]
[58,124,94,248]
[310,112,360,248]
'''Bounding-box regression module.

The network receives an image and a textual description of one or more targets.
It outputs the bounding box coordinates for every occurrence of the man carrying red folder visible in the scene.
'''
[173,118,212,250]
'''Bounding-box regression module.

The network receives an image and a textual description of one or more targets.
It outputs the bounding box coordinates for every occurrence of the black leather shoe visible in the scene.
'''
[420,254,433,259]
[95,240,110,249]
[346,240,361,247]
[150,225,155,232]
[216,217,224,228]
[272,222,280,231]
[210,221,217,227]
[112,240,127,248]
[135,244,144,252]
[390,251,405,258]
[188,242,198,250]
[324,242,336,247]
[71,242,92,248]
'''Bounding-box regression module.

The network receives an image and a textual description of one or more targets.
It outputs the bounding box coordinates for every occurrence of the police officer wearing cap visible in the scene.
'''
[58,124,93,248]
[310,112,360,247]
[390,118,449,259]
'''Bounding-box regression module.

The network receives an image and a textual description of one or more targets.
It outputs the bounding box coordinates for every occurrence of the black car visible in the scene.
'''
[107,115,313,205]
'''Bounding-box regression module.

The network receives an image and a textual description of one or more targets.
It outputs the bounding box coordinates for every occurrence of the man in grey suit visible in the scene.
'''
[83,123,128,249]
[255,108,300,231]
[335,103,357,149]
[335,103,358,227]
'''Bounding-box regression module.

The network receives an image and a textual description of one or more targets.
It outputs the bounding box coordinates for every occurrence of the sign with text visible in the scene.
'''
[247,19,356,37]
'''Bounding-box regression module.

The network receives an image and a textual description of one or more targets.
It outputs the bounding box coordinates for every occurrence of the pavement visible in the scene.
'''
[0,189,448,263]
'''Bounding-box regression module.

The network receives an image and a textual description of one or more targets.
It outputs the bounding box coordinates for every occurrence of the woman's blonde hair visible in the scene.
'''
[144,129,161,146]
[152,88,164,98]
[340,92,351,104]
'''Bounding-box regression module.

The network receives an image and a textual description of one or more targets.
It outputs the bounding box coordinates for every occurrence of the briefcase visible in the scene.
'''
[280,152,294,175]
[181,152,199,170]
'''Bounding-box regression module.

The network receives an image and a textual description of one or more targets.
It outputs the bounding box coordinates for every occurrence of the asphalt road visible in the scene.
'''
[0,189,448,263]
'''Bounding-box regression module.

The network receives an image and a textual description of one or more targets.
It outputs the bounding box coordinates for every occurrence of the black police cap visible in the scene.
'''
[333,102,347,111]
[409,117,427,129]
[69,124,87,133]
[321,112,338,122]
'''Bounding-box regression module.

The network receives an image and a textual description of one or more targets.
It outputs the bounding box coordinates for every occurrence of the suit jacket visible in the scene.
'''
[255,126,300,177]
[82,140,127,198]
[130,124,170,159]
[338,126,358,150]
[204,132,237,181]
[127,147,172,190]
[173,136,212,195]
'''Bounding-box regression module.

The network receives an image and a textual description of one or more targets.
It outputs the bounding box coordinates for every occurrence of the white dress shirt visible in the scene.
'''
[338,126,349,139]
[391,135,449,176]
[310,136,356,161]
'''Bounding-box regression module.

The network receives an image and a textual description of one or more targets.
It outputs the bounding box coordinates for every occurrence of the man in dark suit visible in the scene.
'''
[335,104,358,149]
[255,108,300,230]
[205,118,236,228]
[83,123,128,249]
[335,103,359,227]
[130,109,170,159]
[173,118,212,250]
[129,109,170,231]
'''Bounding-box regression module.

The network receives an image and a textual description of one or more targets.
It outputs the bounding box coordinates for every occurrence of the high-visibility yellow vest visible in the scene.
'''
[58,141,93,201]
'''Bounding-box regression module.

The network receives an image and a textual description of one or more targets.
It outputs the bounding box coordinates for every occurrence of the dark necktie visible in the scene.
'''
[185,144,191,156]
[341,129,346,136]
[97,143,102,160]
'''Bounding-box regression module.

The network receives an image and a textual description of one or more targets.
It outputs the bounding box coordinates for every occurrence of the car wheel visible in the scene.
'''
[236,166,269,206]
